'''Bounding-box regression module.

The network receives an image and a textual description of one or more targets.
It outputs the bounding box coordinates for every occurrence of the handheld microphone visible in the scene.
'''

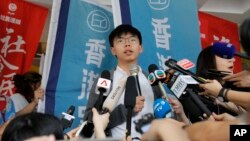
[101,77,127,114]
[124,76,138,137]
[148,64,169,99]
[94,70,111,111]
[164,69,212,117]
[165,59,206,84]
[129,64,142,96]
[80,70,111,138]
[61,105,75,130]
[205,69,231,78]
[153,98,172,119]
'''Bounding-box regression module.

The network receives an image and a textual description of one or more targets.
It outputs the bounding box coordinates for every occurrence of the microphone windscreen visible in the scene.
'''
[101,70,111,79]
[153,98,171,119]
[212,41,236,59]
[66,105,75,115]
[148,64,158,73]
[124,76,137,108]
[129,64,139,75]
[165,58,177,68]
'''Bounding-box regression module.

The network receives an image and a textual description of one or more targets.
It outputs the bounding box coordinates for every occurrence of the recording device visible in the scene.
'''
[165,58,206,83]
[165,59,212,117]
[61,105,75,130]
[153,98,172,118]
[94,70,111,111]
[80,70,111,138]
[147,64,169,99]
[134,113,154,134]
[124,76,138,137]
[101,77,127,113]
[129,64,142,96]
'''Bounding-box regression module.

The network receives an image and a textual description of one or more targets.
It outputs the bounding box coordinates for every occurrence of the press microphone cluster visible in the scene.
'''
[61,105,75,130]
[164,58,212,117]
[147,64,173,119]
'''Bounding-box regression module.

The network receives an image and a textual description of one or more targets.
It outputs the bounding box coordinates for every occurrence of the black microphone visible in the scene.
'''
[94,70,112,111]
[61,105,75,130]
[129,64,142,96]
[124,76,138,137]
[148,64,169,99]
[165,58,207,83]
[164,65,212,117]
[80,70,111,138]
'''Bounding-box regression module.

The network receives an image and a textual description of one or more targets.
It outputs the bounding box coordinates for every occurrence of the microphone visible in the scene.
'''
[164,66,212,117]
[80,70,111,138]
[129,64,142,96]
[153,98,172,119]
[101,77,127,114]
[61,105,75,130]
[124,76,138,137]
[165,58,207,83]
[94,70,112,111]
[148,64,169,99]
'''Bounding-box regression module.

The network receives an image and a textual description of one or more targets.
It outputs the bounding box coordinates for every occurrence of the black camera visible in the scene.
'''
[134,113,154,134]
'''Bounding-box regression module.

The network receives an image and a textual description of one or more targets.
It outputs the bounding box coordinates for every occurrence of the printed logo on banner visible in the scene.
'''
[8,3,17,13]
[147,0,170,10]
[87,10,111,32]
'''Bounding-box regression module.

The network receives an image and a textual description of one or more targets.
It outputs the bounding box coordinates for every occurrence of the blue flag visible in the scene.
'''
[113,0,201,71]
[41,0,115,129]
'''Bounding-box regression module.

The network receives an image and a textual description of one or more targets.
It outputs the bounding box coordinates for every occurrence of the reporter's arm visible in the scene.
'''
[223,70,250,87]
[141,119,190,141]
[92,108,110,139]
[225,90,250,109]
[185,120,238,141]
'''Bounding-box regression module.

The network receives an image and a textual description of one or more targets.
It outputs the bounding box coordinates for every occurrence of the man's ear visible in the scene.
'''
[110,47,116,55]
[139,45,143,53]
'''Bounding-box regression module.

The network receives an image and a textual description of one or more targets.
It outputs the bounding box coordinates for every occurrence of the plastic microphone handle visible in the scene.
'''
[186,88,212,116]
[158,81,169,99]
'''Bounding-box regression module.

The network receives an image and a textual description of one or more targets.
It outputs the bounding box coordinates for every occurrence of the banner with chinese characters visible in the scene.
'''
[199,12,242,72]
[112,0,201,71]
[0,0,48,96]
[40,0,115,128]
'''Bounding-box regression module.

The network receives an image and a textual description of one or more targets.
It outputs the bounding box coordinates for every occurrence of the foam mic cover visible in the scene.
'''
[124,76,138,137]
[124,76,137,108]
[153,98,172,119]
[101,77,127,113]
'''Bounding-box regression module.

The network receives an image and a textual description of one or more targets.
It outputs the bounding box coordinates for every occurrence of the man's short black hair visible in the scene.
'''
[109,24,142,47]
